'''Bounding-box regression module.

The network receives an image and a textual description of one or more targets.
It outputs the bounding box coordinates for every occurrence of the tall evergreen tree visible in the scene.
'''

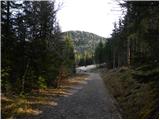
[1,0,76,94]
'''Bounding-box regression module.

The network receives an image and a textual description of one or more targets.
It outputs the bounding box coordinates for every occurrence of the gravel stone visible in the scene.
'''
[31,72,121,119]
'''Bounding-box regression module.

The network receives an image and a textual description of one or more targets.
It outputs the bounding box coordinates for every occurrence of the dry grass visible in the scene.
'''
[1,96,42,118]
[100,67,159,119]
[1,73,89,119]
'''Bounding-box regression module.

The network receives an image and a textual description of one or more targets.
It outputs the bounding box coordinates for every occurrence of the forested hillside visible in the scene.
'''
[63,31,106,66]
[63,31,106,53]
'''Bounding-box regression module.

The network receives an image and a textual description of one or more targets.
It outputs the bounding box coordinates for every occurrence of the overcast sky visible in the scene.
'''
[56,0,124,38]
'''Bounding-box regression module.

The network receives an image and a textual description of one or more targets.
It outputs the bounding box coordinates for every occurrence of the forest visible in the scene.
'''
[95,1,159,118]
[1,0,159,119]
[62,31,106,66]
[95,1,159,70]
[1,1,75,95]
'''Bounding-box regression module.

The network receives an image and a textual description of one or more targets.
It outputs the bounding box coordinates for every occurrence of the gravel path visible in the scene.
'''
[33,72,121,119]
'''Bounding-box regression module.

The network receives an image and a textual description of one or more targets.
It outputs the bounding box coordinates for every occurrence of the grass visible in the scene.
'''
[100,67,159,119]
[1,96,42,118]
[1,73,89,119]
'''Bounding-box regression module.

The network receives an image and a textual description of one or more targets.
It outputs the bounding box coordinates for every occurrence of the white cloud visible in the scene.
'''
[56,0,124,38]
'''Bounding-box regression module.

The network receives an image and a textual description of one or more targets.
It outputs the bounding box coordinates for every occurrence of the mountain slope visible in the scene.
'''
[63,31,107,54]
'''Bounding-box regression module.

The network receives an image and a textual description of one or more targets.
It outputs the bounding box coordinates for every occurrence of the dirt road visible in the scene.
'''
[32,72,121,119]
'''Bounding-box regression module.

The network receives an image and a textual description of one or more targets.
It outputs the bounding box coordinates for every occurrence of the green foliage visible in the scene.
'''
[95,41,105,64]
[94,40,113,67]
[37,76,47,89]
[98,1,158,69]
[1,67,10,81]
[99,2,159,118]
[63,31,106,53]
[1,1,76,95]
[63,31,106,66]
[63,34,76,74]
[1,67,11,94]
[76,51,94,66]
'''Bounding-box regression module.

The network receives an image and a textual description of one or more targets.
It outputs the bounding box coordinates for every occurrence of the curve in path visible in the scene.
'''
[34,72,121,119]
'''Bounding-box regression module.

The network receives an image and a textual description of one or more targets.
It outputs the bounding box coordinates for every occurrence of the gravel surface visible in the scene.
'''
[32,72,121,119]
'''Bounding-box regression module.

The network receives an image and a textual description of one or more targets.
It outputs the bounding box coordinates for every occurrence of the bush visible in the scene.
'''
[37,76,47,89]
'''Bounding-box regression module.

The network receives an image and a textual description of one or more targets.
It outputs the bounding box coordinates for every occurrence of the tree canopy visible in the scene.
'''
[1,1,75,95]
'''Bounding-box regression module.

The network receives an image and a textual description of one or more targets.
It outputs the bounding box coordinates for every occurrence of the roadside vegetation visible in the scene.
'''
[2,74,89,118]
[100,67,158,119]
[1,1,76,96]
[95,1,159,119]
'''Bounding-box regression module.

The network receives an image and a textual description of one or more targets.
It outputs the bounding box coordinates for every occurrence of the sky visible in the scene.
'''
[56,0,124,38]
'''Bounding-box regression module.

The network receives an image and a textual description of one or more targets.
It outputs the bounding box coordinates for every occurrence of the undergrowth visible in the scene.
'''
[1,73,89,118]
[101,67,159,119]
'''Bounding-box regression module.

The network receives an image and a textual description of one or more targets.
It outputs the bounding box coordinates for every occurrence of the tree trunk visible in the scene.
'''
[113,49,116,69]
[21,62,29,93]
[7,1,10,30]
[118,54,121,68]
[127,39,131,66]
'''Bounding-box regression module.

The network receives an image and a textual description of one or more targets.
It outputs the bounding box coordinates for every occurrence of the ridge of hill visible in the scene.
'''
[63,30,107,54]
